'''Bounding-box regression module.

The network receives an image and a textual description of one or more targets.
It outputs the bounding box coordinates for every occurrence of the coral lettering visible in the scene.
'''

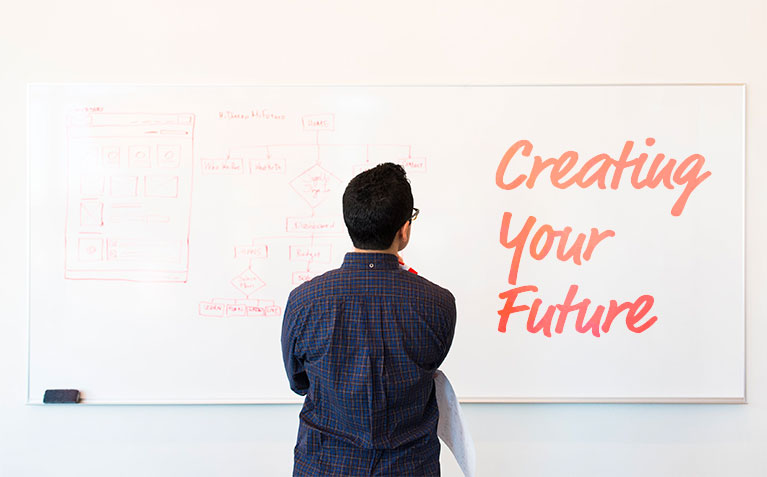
[497,284,658,337]
[495,138,711,216]
[499,212,614,285]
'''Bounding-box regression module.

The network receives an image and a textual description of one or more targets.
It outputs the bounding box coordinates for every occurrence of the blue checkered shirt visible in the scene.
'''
[282,252,457,476]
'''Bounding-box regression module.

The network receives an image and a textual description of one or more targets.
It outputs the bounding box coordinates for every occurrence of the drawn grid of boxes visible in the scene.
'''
[65,113,195,282]
[198,113,427,318]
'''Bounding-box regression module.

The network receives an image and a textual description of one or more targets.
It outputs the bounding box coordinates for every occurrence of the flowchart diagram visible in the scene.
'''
[195,113,427,318]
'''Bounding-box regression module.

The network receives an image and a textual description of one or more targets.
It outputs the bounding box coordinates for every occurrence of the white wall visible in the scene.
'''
[1,1,765,475]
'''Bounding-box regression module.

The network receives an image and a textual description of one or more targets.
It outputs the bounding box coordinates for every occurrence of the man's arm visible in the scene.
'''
[281,293,310,395]
[435,292,458,369]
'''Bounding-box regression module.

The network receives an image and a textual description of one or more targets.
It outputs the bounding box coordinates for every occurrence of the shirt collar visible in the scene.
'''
[341,252,401,271]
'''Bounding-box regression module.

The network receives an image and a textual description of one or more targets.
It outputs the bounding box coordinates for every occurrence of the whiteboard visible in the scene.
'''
[28,84,745,404]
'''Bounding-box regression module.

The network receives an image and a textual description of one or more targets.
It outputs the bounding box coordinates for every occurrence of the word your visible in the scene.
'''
[495,138,711,216]
[497,284,658,337]
[500,212,615,285]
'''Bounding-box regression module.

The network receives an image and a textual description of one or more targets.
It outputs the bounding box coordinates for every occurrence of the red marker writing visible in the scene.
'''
[398,256,418,275]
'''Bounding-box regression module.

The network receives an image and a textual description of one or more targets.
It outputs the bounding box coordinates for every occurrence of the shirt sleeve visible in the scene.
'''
[281,292,310,396]
[435,291,457,368]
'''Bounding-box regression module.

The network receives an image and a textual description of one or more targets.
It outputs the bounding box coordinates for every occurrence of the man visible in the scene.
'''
[281,162,457,476]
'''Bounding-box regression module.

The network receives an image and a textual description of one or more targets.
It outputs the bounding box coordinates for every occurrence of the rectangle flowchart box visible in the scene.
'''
[285,216,341,234]
[289,244,332,263]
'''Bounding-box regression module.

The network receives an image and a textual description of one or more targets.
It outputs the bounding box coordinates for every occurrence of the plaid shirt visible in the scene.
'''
[282,252,457,476]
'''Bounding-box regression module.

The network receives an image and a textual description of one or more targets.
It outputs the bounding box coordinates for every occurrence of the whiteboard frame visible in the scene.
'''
[25,83,747,405]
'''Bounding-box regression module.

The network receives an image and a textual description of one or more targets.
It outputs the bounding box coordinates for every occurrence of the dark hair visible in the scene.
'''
[342,163,414,250]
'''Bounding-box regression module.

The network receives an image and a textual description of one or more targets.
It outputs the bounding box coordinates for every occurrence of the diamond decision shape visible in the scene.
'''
[231,268,265,297]
[289,165,342,208]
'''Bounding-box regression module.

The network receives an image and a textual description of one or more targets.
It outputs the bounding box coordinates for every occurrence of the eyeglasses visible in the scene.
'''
[411,207,420,222]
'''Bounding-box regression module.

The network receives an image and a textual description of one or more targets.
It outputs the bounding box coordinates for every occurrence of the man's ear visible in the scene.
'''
[398,221,411,250]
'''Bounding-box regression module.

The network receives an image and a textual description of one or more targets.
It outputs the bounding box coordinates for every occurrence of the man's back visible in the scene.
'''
[282,252,456,476]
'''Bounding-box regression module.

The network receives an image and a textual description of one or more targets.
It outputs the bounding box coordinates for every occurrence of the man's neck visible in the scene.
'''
[352,246,399,256]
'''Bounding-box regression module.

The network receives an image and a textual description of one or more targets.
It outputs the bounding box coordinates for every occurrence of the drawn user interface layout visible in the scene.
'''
[65,113,195,282]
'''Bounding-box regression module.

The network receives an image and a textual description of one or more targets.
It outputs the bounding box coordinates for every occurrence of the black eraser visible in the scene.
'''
[43,389,80,403]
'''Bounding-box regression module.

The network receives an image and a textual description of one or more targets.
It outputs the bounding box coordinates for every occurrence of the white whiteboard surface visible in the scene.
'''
[27,84,745,404]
